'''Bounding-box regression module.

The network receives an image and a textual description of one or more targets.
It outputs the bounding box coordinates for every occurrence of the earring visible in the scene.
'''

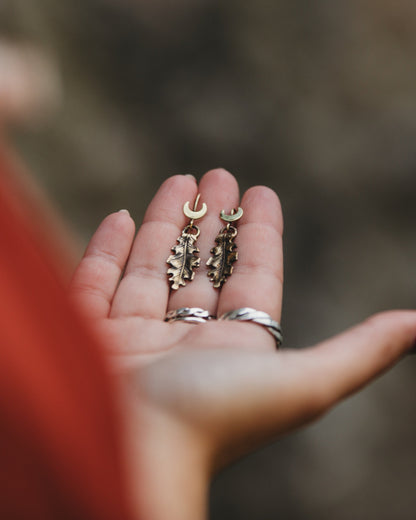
[207,207,243,288]
[167,194,207,290]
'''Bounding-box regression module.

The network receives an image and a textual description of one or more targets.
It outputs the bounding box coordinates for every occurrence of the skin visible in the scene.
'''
[70,169,416,520]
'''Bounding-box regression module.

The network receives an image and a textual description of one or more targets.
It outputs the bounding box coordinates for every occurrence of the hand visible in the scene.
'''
[70,169,416,520]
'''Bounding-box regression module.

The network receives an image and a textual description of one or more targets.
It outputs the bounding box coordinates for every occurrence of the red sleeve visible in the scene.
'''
[0,146,134,519]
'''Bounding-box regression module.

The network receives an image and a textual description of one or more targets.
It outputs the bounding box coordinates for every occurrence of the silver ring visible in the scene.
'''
[219,307,282,348]
[165,307,215,324]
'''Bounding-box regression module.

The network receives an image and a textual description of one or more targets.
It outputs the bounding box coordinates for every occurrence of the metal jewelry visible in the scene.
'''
[167,194,207,290]
[165,307,215,324]
[219,307,283,348]
[207,207,243,288]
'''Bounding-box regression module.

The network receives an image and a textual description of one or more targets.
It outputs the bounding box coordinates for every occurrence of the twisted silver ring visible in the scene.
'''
[219,307,282,348]
[165,307,215,324]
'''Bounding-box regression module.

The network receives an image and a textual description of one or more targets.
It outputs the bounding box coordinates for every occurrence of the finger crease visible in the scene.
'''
[239,221,283,238]
[71,282,110,300]
[87,249,124,268]
[125,265,167,282]
[234,264,284,285]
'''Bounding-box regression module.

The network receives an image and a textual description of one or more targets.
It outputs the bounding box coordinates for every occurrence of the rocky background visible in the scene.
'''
[1,1,416,518]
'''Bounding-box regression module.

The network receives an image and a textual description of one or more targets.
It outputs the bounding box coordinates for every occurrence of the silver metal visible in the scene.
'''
[165,307,215,324]
[219,307,282,348]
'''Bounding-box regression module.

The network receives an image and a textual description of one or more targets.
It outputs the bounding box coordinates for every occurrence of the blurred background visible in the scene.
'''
[1,0,416,518]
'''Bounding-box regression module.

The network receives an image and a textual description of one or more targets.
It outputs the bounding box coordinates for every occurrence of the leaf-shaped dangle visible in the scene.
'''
[167,228,201,290]
[166,194,207,291]
[207,207,243,289]
[207,226,238,288]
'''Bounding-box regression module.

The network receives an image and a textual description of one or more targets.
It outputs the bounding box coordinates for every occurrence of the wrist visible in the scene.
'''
[122,392,210,520]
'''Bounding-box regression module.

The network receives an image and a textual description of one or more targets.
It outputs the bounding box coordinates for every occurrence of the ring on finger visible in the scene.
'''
[219,307,283,348]
[165,307,215,324]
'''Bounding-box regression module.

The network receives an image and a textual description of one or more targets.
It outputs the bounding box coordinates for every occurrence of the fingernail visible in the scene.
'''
[118,209,130,216]
[184,174,197,182]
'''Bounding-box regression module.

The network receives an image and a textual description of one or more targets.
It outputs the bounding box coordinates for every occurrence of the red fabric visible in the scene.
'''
[0,147,134,519]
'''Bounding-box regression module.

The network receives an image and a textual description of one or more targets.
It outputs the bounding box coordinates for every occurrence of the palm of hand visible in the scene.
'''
[70,170,415,518]
[71,171,285,459]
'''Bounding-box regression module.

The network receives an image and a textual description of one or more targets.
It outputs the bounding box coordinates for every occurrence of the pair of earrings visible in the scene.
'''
[166,194,243,290]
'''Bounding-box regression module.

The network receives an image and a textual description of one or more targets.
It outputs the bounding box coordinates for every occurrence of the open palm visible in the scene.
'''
[70,169,416,520]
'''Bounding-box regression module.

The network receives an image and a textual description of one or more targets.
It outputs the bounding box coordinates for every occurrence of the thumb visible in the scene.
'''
[210,311,416,467]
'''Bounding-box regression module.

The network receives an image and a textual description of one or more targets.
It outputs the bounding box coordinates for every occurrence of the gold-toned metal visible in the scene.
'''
[206,227,238,288]
[220,207,243,222]
[167,194,206,290]
[167,232,201,290]
[207,207,243,289]
[183,194,207,222]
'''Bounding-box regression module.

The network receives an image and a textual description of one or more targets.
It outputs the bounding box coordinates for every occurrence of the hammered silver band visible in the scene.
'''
[165,307,214,324]
[219,307,283,348]
[165,306,283,347]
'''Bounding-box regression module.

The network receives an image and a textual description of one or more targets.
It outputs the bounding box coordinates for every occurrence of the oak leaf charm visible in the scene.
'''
[207,230,238,288]
[167,232,201,290]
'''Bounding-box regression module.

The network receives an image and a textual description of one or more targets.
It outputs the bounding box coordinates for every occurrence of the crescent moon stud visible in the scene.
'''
[220,207,243,223]
[183,194,207,221]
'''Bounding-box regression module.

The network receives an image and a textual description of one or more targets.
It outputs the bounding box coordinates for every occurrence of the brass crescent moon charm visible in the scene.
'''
[183,199,207,220]
[220,207,243,223]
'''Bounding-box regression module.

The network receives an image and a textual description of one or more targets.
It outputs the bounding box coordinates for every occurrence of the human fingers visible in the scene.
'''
[111,175,197,320]
[167,168,240,316]
[69,210,135,319]
[217,186,283,346]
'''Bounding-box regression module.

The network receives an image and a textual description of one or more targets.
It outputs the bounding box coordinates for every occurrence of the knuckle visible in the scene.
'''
[88,249,120,267]
[364,310,395,327]
[304,382,335,415]
[361,311,413,361]
[363,310,413,333]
